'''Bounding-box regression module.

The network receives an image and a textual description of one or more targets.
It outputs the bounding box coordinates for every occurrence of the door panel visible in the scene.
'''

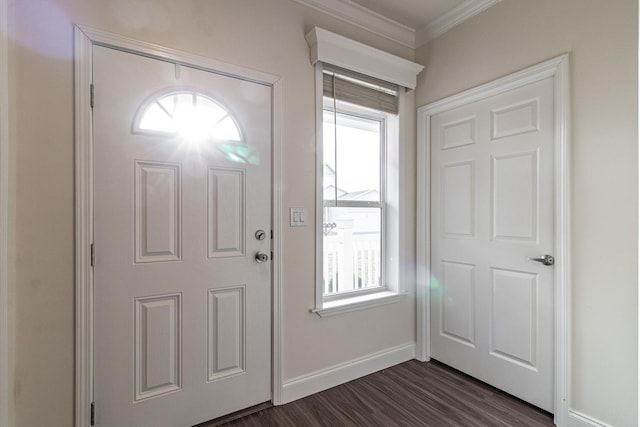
[490,268,538,368]
[93,45,272,427]
[134,161,182,262]
[430,77,554,412]
[441,160,475,238]
[208,167,246,258]
[491,151,538,241]
[134,293,182,401]
[440,260,475,346]
[207,286,245,381]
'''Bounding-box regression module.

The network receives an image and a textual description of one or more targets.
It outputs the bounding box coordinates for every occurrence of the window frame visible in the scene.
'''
[321,102,387,301]
[313,63,406,317]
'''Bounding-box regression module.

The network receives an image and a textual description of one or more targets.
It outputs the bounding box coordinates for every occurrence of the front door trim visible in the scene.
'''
[416,54,570,426]
[74,25,284,427]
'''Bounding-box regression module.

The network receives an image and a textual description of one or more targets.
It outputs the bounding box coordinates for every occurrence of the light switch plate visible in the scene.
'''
[290,207,308,227]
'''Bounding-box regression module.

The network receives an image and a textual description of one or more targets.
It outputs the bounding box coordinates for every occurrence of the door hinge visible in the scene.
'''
[90,401,95,425]
[270,230,273,240]
[90,84,94,109]
[270,251,273,261]
[90,243,95,267]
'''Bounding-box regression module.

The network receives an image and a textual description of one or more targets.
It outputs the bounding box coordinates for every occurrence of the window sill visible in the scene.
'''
[311,291,407,318]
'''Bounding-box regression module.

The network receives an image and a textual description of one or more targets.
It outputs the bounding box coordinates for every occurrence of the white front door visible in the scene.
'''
[430,76,554,411]
[93,45,272,427]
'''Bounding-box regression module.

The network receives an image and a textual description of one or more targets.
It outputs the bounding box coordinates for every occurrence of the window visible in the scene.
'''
[134,90,243,143]
[133,90,260,165]
[305,27,423,316]
[322,102,385,297]
[314,65,405,316]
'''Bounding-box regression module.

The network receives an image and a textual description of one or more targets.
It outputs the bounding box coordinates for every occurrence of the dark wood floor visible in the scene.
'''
[201,359,554,427]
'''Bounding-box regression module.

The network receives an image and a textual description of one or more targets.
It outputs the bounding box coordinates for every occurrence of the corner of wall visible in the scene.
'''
[0,0,13,423]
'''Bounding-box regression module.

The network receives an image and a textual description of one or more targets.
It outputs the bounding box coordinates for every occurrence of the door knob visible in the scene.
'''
[255,252,269,263]
[529,254,554,266]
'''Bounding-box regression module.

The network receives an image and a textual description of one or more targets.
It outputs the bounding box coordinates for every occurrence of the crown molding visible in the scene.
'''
[293,0,500,49]
[416,0,501,47]
[291,0,415,48]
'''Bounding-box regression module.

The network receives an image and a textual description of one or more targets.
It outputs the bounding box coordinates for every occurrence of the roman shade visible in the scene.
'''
[322,65,399,114]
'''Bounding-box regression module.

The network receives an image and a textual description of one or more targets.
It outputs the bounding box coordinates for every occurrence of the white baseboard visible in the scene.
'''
[568,410,612,427]
[280,343,416,405]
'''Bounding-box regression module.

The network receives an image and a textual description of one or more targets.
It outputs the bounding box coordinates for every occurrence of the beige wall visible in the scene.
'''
[9,0,639,426]
[9,0,417,425]
[415,1,638,425]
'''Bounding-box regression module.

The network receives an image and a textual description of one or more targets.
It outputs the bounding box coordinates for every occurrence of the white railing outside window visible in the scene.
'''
[323,223,381,295]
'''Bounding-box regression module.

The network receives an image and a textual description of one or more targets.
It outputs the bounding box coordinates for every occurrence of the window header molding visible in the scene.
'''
[305,27,424,90]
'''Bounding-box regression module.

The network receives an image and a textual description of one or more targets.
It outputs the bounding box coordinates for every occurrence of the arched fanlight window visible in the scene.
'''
[134,90,243,143]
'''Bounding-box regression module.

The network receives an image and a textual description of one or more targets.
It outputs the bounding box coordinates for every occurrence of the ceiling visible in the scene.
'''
[292,0,501,48]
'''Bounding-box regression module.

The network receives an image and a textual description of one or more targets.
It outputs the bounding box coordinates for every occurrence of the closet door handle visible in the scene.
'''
[529,254,554,266]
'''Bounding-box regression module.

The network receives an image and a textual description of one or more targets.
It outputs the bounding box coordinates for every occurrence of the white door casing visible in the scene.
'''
[416,55,569,425]
[74,26,284,427]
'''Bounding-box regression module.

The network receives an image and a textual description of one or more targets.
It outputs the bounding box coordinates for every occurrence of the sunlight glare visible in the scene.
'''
[136,91,243,146]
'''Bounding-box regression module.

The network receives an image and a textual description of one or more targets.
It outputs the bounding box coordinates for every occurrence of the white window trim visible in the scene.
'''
[314,291,406,317]
[305,27,424,89]
[322,101,387,300]
[305,27,422,317]
[312,63,407,317]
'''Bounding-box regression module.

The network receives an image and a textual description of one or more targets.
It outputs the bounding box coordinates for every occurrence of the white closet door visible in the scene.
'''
[430,76,554,412]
